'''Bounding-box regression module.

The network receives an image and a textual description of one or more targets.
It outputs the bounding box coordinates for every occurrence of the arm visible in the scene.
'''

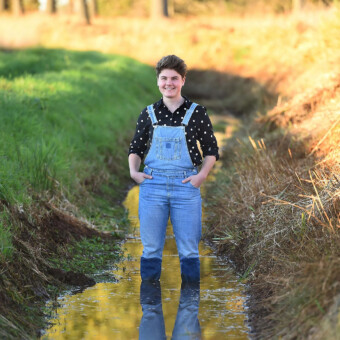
[128,153,152,184]
[182,155,216,188]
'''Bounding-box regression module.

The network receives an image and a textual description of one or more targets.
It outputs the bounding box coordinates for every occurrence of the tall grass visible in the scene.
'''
[0,48,158,255]
[205,117,340,338]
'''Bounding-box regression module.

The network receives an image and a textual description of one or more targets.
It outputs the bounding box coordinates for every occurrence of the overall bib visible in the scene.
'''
[139,103,202,283]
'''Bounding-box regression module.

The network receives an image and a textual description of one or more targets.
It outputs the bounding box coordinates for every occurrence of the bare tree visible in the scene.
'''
[79,0,90,24]
[12,0,24,15]
[151,0,168,18]
[46,0,56,14]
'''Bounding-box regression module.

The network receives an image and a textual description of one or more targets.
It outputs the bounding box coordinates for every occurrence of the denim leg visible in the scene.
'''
[139,177,169,259]
[170,178,202,260]
[140,257,162,282]
[180,257,200,283]
[139,175,169,281]
[170,178,202,282]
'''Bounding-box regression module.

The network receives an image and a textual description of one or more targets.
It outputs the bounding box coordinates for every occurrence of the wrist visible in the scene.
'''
[198,171,208,180]
[130,170,139,177]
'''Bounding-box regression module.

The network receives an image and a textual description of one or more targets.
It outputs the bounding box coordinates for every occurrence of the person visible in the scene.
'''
[128,55,219,283]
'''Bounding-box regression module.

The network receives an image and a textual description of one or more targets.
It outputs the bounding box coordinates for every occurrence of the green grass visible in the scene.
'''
[49,236,123,275]
[0,210,13,258]
[0,48,158,255]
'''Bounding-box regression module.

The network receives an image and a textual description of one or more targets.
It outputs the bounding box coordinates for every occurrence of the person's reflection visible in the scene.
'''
[172,282,201,339]
[139,281,201,340]
[139,281,166,340]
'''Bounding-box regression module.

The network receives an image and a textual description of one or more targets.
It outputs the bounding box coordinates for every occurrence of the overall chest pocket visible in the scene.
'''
[155,137,182,160]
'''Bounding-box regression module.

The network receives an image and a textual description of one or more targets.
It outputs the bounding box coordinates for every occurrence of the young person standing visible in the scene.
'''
[128,55,219,283]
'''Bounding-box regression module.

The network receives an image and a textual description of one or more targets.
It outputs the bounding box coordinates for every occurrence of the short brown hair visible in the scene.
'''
[156,55,187,78]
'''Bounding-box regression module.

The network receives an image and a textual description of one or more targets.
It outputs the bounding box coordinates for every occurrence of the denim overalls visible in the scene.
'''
[139,102,202,283]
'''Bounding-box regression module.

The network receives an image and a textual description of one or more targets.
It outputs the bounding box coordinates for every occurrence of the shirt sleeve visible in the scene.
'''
[128,108,150,160]
[195,106,219,161]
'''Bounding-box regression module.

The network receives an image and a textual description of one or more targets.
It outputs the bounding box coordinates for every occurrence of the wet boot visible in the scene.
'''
[140,257,162,282]
[180,257,200,283]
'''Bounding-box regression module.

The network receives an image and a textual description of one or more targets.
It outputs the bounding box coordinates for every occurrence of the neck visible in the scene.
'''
[163,96,184,112]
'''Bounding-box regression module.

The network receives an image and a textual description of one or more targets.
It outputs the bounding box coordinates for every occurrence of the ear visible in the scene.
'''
[182,76,186,86]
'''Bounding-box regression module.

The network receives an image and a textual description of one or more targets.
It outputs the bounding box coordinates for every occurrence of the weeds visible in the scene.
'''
[49,237,123,275]
[206,112,339,339]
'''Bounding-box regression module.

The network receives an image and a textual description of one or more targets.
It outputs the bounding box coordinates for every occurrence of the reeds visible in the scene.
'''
[206,128,339,338]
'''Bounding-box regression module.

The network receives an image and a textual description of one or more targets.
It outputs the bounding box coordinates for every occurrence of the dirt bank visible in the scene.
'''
[0,196,125,338]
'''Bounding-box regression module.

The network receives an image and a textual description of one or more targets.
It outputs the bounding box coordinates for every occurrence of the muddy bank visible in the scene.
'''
[0,195,125,338]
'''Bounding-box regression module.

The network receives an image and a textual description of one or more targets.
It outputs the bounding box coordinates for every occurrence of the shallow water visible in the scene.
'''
[42,185,250,339]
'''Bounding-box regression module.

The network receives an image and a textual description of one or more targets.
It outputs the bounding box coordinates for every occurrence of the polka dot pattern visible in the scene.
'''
[128,97,219,166]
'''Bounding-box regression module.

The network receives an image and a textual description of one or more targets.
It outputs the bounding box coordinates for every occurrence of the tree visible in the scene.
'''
[0,0,9,12]
[12,0,24,15]
[79,0,90,24]
[46,0,57,14]
[151,0,168,18]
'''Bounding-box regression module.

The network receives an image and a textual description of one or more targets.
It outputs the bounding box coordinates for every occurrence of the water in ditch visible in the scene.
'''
[42,183,250,339]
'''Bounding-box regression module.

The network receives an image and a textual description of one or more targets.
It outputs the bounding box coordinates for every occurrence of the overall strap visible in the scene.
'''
[182,103,198,126]
[147,105,158,125]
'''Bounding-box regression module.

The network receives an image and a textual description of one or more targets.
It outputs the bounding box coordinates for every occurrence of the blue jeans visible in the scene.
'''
[139,167,202,281]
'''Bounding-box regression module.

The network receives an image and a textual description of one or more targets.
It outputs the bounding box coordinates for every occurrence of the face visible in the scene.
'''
[157,69,185,100]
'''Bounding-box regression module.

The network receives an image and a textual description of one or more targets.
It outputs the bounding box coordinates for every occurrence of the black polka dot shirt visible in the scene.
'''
[128,97,219,167]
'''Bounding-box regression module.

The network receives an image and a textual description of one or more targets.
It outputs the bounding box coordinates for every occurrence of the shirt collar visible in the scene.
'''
[155,96,192,110]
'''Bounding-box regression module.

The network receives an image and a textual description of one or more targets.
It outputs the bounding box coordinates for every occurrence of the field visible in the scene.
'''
[0,6,339,338]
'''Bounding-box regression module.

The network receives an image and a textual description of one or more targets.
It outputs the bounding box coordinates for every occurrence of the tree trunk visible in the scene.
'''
[79,0,90,24]
[12,0,24,15]
[292,0,304,13]
[0,0,8,12]
[88,0,98,17]
[151,0,168,18]
[46,0,56,14]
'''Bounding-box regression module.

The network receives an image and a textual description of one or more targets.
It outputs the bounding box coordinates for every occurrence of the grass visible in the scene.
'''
[205,125,339,337]
[0,47,157,238]
[1,6,340,339]
[0,48,159,338]
[0,48,156,202]
[0,210,13,258]
[48,236,123,275]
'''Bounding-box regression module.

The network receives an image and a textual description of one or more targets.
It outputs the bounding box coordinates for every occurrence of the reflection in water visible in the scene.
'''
[140,282,201,340]
[139,281,166,340]
[42,184,249,339]
[171,282,201,340]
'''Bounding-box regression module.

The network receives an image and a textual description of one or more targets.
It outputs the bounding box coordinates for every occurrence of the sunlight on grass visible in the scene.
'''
[0,48,158,203]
